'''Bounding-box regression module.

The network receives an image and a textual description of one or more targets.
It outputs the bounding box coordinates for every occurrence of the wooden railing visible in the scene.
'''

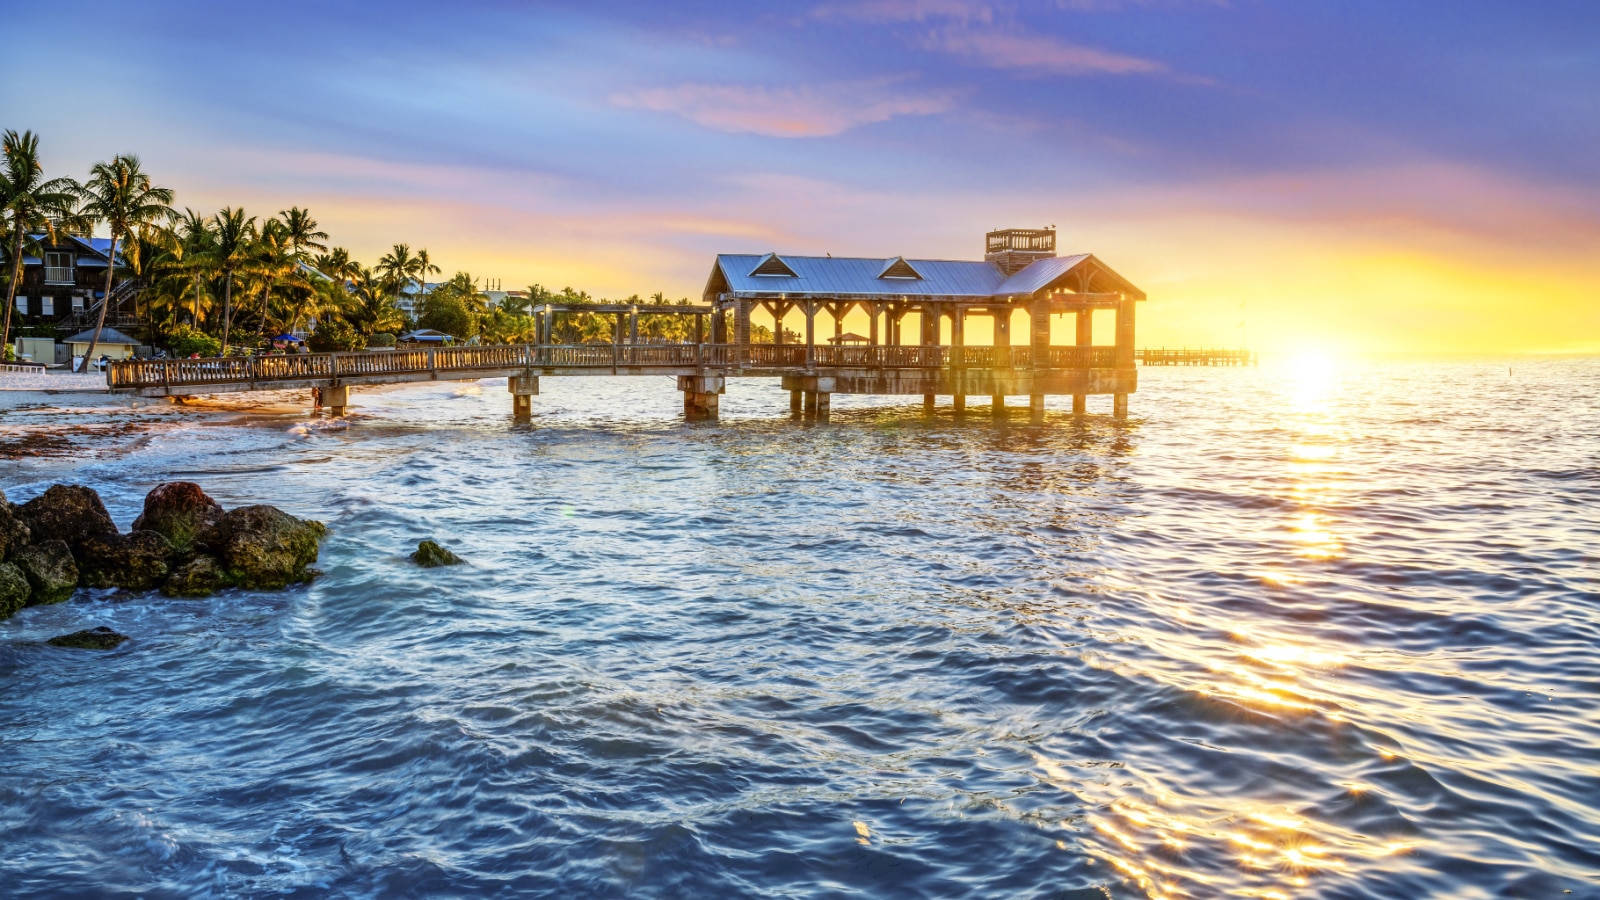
[108,341,1130,390]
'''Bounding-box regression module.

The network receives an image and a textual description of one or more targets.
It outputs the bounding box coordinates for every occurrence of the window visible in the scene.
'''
[44,251,74,284]
[41,296,54,316]
[72,295,85,311]
[14,296,25,314]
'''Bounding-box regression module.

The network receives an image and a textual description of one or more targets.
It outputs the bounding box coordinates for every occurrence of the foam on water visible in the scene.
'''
[2,357,1597,898]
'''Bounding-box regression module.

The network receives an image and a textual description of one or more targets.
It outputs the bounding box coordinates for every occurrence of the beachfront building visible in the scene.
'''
[65,327,141,364]
[9,234,130,333]
[701,227,1144,416]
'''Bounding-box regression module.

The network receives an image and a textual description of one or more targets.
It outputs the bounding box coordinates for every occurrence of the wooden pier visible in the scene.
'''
[1136,348,1257,366]
[106,228,1156,422]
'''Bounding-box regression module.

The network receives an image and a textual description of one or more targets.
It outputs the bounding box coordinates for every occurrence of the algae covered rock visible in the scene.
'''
[412,540,463,568]
[202,505,326,590]
[19,484,117,547]
[132,482,225,557]
[75,530,173,591]
[162,555,227,598]
[0,561,29,619]
[12,540,78,605]
[47,626,128,650]
[0,496,30,562]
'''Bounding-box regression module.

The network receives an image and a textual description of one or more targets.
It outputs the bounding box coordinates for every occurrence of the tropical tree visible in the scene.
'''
[245,218,303,342]
[0,130,79,355]
[415,247,440,296]
[278,206,327,259]
[171,208,217,326]
[207,206,256,352]
[377,243,420,304]
[73,154,176,364]
[313,247,358,283]
[341,265,404,336]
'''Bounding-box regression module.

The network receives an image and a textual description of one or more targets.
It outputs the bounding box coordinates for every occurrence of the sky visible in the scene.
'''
[4,0,1598,353]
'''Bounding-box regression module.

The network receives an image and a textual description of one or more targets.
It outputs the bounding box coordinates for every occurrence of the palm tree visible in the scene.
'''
[377,243,419,305]
[173,208,217,326]
[208,207,257,352]
[278,207,328,259]
[313,247,358,283]
[250,219,300,342]
[414,247,440,300]
[74,154,176,365]
[0,131,79,356]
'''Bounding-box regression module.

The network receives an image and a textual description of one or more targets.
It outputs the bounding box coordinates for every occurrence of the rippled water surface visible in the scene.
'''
[2,357,1598,898]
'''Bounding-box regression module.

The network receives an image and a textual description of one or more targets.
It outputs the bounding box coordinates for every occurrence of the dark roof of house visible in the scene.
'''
[65,327,140,345]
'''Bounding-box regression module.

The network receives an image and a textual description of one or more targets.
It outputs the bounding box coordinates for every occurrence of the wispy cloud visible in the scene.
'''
[611,78,955,138]
[930,28,1167,75]
[807,0,996,24]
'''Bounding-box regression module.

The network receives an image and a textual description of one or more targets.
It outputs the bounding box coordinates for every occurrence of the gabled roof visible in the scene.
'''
[749,253,799,277]
[877,256,922,280]
[705,252,1144,302]
[66,327,140,345]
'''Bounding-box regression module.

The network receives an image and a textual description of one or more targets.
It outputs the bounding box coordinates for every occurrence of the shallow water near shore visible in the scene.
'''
[2,356,1598,898]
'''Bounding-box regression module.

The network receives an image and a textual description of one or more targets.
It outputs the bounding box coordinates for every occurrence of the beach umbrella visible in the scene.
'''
[272,333,305,343]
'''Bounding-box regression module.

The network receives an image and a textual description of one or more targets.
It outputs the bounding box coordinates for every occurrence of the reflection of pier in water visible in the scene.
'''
[108,228,1154,422]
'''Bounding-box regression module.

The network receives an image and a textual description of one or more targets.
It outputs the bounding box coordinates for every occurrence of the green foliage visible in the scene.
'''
[308,317,364,352]
[366,332,397,348]
[416,289,477,339]
[166,324,221,357]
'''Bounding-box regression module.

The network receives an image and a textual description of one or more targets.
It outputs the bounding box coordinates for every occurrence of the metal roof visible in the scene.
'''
[993,254,1091,296]
[65,327,140,345]
[712,254,1007,300]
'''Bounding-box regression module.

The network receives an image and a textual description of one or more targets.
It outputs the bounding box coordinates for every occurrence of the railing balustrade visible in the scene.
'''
[107,341,1132,390]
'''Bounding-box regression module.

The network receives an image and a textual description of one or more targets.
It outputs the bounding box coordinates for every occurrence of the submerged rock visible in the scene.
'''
[13,540,78,605]
[201,505,325,590]
[0,562,28,619]
[75,531,172,591]
[132,482,225,557]
[47,626,128,650]
[162,555,227,598]
[412,540,463,568]
[0,495,30,562]
[19,484,117,547]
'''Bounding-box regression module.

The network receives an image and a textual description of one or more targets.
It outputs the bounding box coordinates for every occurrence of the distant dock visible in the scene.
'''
[1136,348,1257,367]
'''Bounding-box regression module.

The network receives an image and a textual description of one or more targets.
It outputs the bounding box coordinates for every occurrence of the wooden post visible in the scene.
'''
[804,301,816,369]
[773,302,784,346]
[694,313,703,345]
[804,390,819,416]
[1073,305,1092,411]
[868,303,879,346]
[992,394,1005,417]
[790,390,802,416]
[1115,293,1136,368]
[1030,298,1050,418]
[628,305,639,345]
[922,303,937,413]
[734,299,751,366]
[995,308,1011,368]
[951,308,966,415]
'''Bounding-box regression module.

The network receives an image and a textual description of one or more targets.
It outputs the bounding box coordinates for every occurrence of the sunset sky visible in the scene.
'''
[4,0,1597,353]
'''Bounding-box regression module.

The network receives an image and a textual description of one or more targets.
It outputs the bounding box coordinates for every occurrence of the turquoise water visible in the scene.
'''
[2,358,1597,898]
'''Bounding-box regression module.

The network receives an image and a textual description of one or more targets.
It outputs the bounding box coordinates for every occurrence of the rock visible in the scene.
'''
[0,562,28,620]
[12,540,77,605]
[19,484,116,547]
[0,499,30,562]
[412,540,463,568]
[47,626,128,650]
[162,555,227,598]
[75,530,172,591]
[201,505,325,590]
[132,482,225,557]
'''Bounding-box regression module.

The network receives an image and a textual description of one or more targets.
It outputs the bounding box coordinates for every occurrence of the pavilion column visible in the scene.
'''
[951,307,966,415]
[773,303,785,345]
[628,305,639,344]
[1029,298,1050,423]
[992,309,1007,415]
[614,313,624,345]
[1073,306,1091,414]
[734,299,751,366]
[921,303,938,414]
[694,313,704,345]
[804,301,816,369]
[1114,293,1136,419]
[868,303,880,347]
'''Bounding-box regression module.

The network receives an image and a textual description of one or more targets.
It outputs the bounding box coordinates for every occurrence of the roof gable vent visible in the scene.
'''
[749,253,798,278]
[877,256,922,280]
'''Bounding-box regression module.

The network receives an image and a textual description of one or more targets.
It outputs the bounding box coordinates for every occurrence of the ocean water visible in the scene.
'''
[1,357,1597,899]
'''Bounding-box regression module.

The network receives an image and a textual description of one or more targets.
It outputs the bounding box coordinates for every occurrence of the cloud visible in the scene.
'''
[611,79,955,138]
[929,28,1168,76]
[808,0,996,24]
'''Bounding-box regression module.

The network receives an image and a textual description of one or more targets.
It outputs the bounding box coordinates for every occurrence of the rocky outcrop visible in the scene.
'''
[162,556,227,598]
[201,505,326,590]
[0,562,28,619]
[18,485,116,547]
[132,482,224,557]
[47,626,128,650]
[412,540,463,568]
[0,484,327,612]
[12,540,78,605]
[76,531,172,592]
[0,492,30,562]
